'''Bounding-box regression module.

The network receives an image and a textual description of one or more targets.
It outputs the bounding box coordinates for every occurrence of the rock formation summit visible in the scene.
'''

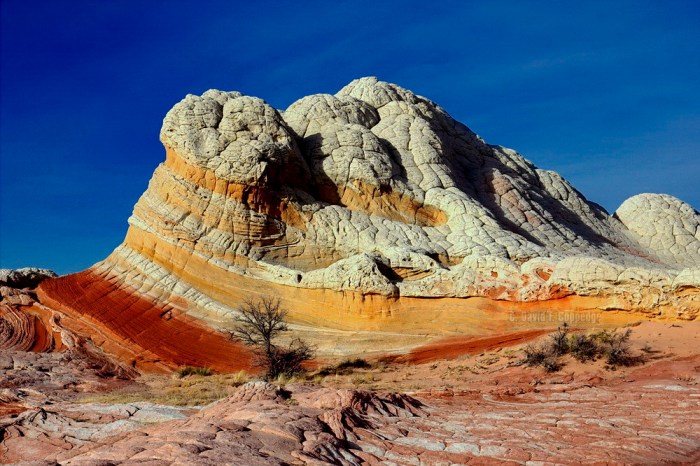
[36,77,699,369]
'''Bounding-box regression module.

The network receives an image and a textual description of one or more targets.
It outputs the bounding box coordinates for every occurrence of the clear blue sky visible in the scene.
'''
[1,0,698,275]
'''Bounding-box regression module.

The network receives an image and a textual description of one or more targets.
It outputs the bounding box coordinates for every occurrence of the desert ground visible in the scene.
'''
[2,320,698,465]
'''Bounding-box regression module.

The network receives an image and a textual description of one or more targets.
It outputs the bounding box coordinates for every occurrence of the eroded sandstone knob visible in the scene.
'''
[139,77,697,282]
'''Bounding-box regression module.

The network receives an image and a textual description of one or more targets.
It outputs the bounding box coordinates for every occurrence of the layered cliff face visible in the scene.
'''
[36,77,699,367]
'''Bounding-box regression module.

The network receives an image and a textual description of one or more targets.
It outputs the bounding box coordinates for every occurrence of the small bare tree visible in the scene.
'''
[230,297,288,357]
[230,297,314,380]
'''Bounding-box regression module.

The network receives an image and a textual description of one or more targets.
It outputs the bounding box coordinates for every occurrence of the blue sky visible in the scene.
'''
[1,0,698,274]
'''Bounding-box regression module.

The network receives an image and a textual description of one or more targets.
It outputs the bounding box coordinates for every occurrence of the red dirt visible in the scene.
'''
[37,269,254,373]
[393,329,551,364]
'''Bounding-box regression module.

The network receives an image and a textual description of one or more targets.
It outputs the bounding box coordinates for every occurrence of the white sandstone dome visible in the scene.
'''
[616,193,700,268]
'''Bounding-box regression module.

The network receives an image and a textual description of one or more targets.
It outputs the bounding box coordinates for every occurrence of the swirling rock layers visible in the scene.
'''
[37,77,699,366]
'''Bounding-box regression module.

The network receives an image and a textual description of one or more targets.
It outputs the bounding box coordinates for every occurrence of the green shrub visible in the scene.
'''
[599,329,634,366]
[521,326,643,372]
[336,358,371,370]
[542,357,563,373]
[523,343,552,367]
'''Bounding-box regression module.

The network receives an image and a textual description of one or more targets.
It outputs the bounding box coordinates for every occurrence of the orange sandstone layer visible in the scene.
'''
[34,229,673,372]
[122,225,677,332]
[163,145,448,230]
[391,329,552,364]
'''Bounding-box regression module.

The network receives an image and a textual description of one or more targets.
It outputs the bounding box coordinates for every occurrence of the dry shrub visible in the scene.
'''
[522,325,644,372]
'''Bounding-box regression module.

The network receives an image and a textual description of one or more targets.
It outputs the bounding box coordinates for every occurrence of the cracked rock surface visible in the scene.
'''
[3,373,699,465]
[616,193,700,268]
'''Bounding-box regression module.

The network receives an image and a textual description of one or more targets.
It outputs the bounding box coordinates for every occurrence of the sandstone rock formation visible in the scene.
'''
[615,193,700,268]
[30,77,699,368]
[0,269,250,374]
[0,280,137,377]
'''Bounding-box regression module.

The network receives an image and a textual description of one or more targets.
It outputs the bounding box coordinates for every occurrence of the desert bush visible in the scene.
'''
[542,357,563,373]
[549,323,571,356]
[336,358,371,370]
[175,366,213,378]
[568,334,599,362]
[523,343,552,367]
[229,297,315,380]
[522,341,565,372]
[522,325,643,371]
[267,338,316,379]
[595,329,635,366]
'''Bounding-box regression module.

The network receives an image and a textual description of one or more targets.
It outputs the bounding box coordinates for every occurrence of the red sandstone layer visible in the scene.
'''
[37,270,253,373]
[391,329,552,364]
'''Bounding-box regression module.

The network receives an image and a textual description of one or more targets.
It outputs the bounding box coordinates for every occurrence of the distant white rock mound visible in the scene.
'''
[0,268,57,289]
[616,193,700,268]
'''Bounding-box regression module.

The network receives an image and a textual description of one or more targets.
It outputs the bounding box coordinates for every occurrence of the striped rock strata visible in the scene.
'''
[37,77,699,367]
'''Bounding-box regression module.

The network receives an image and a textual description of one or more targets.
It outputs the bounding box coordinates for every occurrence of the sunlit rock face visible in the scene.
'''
[35,77,699,367]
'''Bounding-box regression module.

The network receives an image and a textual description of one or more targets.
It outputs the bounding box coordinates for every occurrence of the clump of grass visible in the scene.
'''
[350,373,376,386]
[228,370,250,386]
[175,366,213,378]
[477,354,501,366]
[522,325,645,373]
[272,372,305,385]
[81,371,253,407]
[315,358,372,377]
